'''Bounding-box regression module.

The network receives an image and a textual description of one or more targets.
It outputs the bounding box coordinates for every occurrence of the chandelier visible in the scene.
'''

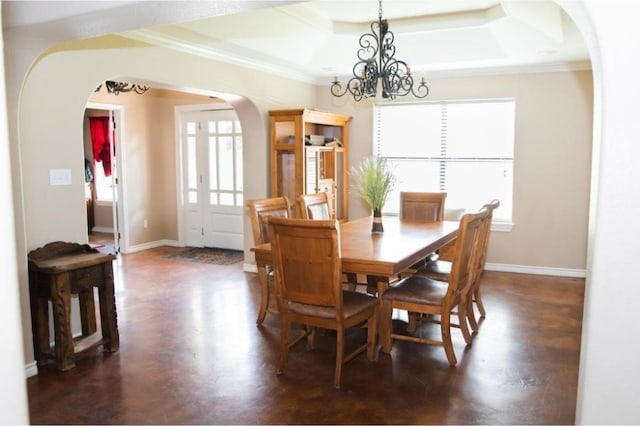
[330,0,429,101]
[95,81,150,95]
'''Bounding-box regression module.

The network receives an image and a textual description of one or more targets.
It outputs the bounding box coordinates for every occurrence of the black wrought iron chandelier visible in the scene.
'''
[330,0,429,101]
[95,81,150,95]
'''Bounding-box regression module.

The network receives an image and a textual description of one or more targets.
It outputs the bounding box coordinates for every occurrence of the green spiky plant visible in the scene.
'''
[351,156,397,217]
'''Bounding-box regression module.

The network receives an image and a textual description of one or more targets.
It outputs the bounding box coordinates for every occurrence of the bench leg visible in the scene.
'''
[51,273,75,371]
[98,262,119,352]
[79,289,97,336]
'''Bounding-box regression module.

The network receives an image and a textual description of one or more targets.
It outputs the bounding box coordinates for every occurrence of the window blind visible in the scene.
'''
[373,100,515,223]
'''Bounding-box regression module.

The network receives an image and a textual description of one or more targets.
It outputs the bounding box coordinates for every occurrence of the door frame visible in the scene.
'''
[174,102,243,247]
[86,102,128,253]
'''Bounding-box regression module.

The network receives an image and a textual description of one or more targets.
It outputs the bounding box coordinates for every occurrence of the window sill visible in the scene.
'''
[492,222,513,232]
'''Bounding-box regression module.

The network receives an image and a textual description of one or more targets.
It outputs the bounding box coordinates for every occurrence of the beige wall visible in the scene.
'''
[318,70,593,273]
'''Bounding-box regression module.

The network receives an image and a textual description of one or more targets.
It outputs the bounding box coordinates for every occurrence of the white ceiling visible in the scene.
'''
[2,0,591,85]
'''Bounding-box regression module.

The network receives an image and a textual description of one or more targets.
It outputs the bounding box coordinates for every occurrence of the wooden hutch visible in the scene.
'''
[269,109,351,221]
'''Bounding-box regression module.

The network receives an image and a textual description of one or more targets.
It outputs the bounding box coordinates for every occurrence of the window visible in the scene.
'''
[206,118,243,207]
[374,100,514,225]
[94,160,116,203]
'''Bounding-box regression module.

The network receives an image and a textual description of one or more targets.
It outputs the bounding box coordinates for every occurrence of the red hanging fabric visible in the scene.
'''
[89,117,114,177]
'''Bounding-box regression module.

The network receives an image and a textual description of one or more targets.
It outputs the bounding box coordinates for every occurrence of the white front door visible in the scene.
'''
[181,107,243,249]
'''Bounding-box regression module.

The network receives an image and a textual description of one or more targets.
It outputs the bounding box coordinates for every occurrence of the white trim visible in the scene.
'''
[94,200,113,207]
[25,362,38,378]
[243,263,258,273]
[241,261,585,278]
[491,222,514,232]
[91,226,114,234]
[125,28,591,86]
[126,239,181,253]
[486,262,586,278]
[126,29,316,85]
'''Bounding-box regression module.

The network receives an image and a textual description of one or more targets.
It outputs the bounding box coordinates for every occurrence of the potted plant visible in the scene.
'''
[351,156,397,233]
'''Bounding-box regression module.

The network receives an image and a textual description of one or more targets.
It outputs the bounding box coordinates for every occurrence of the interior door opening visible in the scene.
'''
[84,104,124,253]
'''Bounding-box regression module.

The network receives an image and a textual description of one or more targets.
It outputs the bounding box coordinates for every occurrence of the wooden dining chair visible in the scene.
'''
[298,191,365,291]
[400,191,447,222]
[416,200,500,332]
[297,192,331,219]
[246,196,292,325]
[267,217,378,388]
[380,209,487,366]
[398,192,447,278]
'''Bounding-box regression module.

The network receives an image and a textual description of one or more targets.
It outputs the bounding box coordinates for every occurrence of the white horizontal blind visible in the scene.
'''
[374,100,515,223]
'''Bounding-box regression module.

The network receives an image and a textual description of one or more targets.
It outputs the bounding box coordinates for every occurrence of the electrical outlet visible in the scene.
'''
[143,219,148,228]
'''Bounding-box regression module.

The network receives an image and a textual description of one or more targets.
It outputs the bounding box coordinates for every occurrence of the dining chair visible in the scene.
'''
[399,191,447,222]
[436,207,467,262]
[267,216,378,388]
[417,200,500,332]
[380,209,487,366]
[246,196,292,325]
[398,191,447,277]
[298,191,364,292]
[297,192,331,219]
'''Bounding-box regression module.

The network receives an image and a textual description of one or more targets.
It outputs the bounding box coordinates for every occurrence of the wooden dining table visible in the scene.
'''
[251,215,459,324]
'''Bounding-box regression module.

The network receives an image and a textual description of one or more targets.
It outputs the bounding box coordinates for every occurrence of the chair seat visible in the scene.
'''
[382,276,448,305]
[290,291,378,319]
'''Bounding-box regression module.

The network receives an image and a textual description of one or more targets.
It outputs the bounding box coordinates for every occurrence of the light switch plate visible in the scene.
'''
[49,168,72,186]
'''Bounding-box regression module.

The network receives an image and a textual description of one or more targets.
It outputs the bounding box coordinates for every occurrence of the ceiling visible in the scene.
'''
[3,0,591,85]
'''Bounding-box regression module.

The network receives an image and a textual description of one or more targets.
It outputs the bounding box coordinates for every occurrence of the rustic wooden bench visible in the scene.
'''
[28,241,119,371]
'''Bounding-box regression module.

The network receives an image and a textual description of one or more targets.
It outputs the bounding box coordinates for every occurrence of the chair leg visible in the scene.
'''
[256,269,270,326]
[306,326,317,349]
[367,311,377,361]
[457,302,472,345]
[380,300,393,353]
[466,294,479,332]
[406,312,420,333]
[345,273,358,291]
[277,319,291,375]
[334,328,344,389]
[440,312,457,366]
[474,285,487,318]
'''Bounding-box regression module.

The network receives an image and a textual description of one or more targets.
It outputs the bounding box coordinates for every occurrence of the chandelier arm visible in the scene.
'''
[95,80,150,95]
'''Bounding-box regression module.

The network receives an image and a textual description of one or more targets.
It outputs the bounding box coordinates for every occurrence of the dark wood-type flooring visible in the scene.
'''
[26,245,585,424]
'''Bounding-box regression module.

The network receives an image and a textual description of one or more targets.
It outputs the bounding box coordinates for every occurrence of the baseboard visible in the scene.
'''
[126,239,180,253]
[25,361,38,378]
[91,226,113,234]
[243,261,585,278]
[243,263,258,273]
[486,262,586,278]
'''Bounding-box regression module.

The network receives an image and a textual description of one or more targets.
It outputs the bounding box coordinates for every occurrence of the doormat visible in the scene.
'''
[164,247,244,265]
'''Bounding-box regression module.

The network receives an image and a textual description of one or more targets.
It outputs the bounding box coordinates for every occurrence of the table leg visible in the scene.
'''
[98,262,119,352]
[370,275,391,350]
[50,272,75,371]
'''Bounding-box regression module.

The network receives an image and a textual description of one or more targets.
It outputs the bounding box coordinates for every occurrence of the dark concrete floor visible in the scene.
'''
[26,246,584,424]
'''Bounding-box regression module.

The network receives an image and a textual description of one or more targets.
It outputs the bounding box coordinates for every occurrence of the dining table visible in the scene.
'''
[251,215,459,324]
